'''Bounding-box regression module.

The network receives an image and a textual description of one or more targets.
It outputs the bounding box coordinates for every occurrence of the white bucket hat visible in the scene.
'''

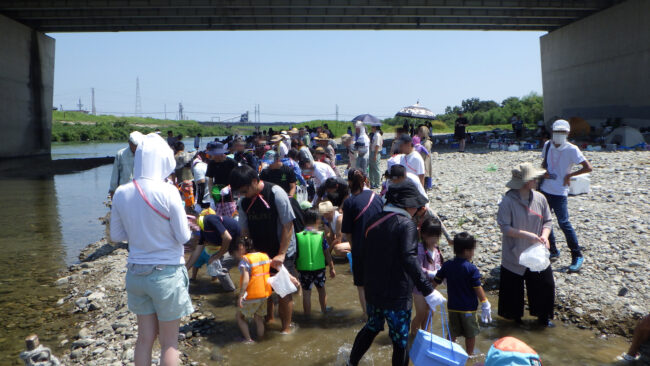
[552,119,571,132]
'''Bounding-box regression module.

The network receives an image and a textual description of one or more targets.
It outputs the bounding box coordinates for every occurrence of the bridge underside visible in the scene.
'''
[0,0,648,160]
[0,0,625,32]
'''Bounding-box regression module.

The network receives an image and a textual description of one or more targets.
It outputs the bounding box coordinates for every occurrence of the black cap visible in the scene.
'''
[385,180,428,209]
[387,164,406,179]
[398,134,412,144]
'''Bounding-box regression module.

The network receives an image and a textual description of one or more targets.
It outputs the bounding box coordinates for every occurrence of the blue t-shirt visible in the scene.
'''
[199,215,241,254]
[341,189,384,251]
[434,257,482,312]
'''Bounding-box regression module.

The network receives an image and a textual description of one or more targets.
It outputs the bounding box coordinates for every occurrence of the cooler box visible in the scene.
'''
[489,142,500,149]
[410,329,468,366]
[523,143,535,150]
[450,143,460,149]
[569,174,590,195]
[336,153,342,161]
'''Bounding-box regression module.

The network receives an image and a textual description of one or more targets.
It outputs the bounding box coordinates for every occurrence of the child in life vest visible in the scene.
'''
[296,208,336,316]
[410,217,444,335]
[237,237,272,343]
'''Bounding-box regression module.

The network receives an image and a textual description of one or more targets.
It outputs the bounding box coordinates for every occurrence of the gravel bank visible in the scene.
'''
[50,149,647,364]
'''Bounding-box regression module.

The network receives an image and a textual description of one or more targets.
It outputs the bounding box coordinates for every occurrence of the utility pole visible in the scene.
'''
[164,104,167,120]
[91,88,96,115]
[77,98,83,111]
[178,102,184,121]
[135,77,142,116]
[336,104,339,121]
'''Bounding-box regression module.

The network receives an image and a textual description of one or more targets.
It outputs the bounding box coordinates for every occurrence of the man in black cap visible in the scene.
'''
[206,141,238,217]
[348,180,447,366]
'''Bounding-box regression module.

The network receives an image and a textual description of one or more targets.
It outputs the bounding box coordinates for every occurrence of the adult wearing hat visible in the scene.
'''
[299,127,311,147]
[354,122,370,174]
[259,150,297,197]
[205,142,238,218]
[318,201,350,258]
[496,163,555,327]
[109,131,144,197]
[348,180,446,366]
[539,119,592,272]
[314,132,337,173]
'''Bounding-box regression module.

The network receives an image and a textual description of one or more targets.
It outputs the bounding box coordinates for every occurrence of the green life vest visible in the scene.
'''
[296,231,326,271]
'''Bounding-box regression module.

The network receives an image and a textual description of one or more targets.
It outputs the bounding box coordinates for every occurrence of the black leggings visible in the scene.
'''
[349,326,408,366]
[498,265,555,321]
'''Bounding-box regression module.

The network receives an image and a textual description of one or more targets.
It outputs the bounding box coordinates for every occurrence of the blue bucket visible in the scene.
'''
[410,308,468,366]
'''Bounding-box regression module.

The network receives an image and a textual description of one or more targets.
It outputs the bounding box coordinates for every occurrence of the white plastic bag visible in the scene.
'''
[206,259,222,277]
[268,265,297,298]
[519,244,550,272]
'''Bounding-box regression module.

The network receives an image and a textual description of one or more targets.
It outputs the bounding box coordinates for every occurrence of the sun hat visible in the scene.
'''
[318,201,336,215]
[506,163,546,189]
[207,141,228,155]
[129,131,144,146]
[263,150,278,164]
[552,119,571,132]
[355,121,364,129]
[269,135,283,144]
[484,337,541,366]
[288,127,299,134]
[314,147,326,154]
[314,133,330,141]
[385,180,428,209]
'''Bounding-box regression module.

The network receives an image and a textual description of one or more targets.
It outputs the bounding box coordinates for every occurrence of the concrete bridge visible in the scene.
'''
[1,0,648,158]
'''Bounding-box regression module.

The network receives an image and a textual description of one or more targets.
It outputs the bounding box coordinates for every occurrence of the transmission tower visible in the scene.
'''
[91,88,96,115]
[77,98,83,111]
[135,77,142,115]
[178,102,184,120]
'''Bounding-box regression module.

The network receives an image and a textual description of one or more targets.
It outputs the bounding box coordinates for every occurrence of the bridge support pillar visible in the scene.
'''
[540,0,650,129]
[0,14,54,159]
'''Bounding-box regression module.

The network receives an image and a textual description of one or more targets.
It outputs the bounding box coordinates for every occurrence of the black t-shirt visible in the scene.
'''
[341,190,384,253]
[206,158,237,186]
[455,117,469,135]
[259,165,297,194]
[199,215,241,254]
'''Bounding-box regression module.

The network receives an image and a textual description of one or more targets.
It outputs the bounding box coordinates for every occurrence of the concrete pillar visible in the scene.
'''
[0,14,55,159]
[540,0,650,129]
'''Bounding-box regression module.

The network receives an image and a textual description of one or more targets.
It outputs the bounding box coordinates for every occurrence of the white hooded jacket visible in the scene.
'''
[110,133,191,265]
[355,123,370,159]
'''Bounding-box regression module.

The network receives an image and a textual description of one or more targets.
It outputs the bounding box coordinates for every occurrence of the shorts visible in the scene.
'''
[126,265,194,322]
[448,310,480,339]
[365,302,412,348]
[240,298,268,319]
[298,269,326,291]
[271,254,299,278]
[193,249,211,268]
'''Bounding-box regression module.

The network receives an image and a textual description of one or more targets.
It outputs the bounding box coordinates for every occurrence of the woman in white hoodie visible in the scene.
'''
[111,133,193,366]
[354,121,370,174]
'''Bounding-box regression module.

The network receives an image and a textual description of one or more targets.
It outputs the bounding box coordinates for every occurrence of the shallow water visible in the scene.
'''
[0,140,633,365]
[187,263,629,366]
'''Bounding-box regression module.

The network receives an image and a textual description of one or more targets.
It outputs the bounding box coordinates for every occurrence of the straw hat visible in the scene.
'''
[506,163,546,189]
[340,134,352,142]
[318,201,336,215]
[288,127,299,134]
[314,147,326,154]
[314,133,330,141]
[269,135,283,144]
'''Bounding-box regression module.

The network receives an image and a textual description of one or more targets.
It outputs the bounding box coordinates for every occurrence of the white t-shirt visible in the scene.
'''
[192,161,207,182]
[387,172,428,203]
[401,151,425,176]
[312,161,337,189]
[540,141,586,196]
[371,133,383,154]
[277,142,289,159]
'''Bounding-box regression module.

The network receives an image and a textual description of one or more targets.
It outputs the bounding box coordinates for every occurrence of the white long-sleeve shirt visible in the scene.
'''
[111,178,191,265]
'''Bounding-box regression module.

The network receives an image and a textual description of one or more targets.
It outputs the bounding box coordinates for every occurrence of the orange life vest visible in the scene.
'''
[242,252,272,300]
[178,180,195,208]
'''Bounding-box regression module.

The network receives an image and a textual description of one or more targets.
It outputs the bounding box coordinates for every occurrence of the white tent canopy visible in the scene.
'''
[604,126,645,147]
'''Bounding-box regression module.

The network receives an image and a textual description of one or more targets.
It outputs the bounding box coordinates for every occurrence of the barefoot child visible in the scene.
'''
[432,232,492,356]
[296,208,336,316]
[410,218,443,335]
[237,237,272,343]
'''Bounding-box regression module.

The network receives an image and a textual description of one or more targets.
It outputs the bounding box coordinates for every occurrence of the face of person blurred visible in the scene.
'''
[238,179,260,199]
[129,141,137,153]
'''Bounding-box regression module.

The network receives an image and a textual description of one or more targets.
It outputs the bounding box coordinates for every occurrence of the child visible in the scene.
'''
[237,237,272,343]
[410,218,444,335]
[433,232,492,356]
[296,208,336,316]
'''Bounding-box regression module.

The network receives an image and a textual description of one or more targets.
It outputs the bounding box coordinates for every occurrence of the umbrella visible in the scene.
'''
[352,114,381,126]
[395,101,436,120]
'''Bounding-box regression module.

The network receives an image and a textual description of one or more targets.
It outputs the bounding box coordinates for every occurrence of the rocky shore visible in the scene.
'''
[49,149,647,365]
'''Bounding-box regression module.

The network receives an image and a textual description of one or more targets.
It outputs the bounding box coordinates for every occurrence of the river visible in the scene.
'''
[0,139,630,365]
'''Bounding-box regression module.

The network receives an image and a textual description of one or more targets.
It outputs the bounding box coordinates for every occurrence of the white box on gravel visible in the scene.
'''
[569,174,590,195]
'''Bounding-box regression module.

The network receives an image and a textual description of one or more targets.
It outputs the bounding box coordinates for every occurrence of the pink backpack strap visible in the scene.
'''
[365,212,398,238]
[354,191,376,222]
[133,179,170,221]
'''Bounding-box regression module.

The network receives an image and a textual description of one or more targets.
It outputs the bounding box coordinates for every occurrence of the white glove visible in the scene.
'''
[426,270,437,280]
[480,300,492,323]
[424,290,447,311]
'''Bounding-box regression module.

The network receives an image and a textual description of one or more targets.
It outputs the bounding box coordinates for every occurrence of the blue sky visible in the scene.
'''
[50,30,545,122]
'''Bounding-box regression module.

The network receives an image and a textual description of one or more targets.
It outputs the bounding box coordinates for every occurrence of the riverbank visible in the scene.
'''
[47,149,647,365]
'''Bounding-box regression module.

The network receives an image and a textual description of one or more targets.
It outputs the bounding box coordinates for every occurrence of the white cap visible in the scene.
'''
[552,119,570,132]
[129,131,144,145]
[355,121,364,128]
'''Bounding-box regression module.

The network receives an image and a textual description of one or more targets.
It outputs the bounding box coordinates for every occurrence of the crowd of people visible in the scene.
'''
[107,119,649,366]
